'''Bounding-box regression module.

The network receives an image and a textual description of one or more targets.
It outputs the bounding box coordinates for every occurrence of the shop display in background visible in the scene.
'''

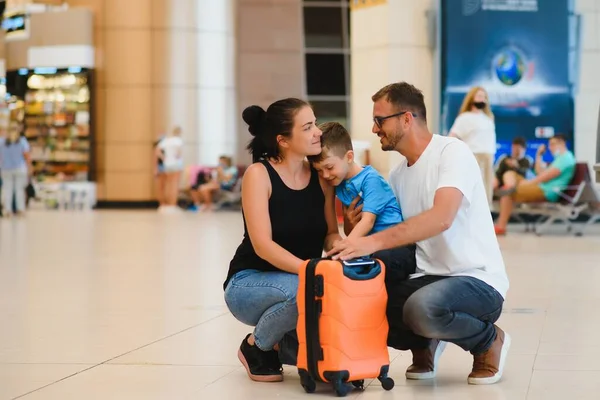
[6,67,94,183]
[0,77,9,131]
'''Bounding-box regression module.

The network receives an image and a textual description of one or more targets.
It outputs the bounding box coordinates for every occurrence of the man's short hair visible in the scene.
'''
[371,82,427,122]
[307,122,353,163]
[512,137,526,147]
[550,133,568,144]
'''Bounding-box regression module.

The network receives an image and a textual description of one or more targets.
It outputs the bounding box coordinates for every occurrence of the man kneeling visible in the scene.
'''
[328,82,511,385]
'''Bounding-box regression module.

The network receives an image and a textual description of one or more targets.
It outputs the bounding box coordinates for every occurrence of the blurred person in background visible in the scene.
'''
[155,126,184,213]
[153,133,166,208]
[493,137,531,191]
[494,134,576,235]
[191,155,239,212]
[449,86,496,205]
[0,123,32,217]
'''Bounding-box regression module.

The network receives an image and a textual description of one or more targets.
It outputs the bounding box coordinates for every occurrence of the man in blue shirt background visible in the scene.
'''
[308,122,403,238]
[494,134,576,235]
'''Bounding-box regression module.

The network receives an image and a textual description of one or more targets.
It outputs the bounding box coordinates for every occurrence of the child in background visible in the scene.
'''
[308,122,403,238]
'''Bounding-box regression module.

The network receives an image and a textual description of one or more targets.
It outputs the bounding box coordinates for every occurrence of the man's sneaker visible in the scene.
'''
[237,334,283,382]
[406,339,447,380]
[468,325,511,385]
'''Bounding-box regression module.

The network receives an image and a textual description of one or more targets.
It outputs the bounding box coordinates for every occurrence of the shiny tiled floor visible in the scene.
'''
[1,210,599,399]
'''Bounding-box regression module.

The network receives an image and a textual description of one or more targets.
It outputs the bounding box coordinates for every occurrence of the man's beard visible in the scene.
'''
[380,129,400,151]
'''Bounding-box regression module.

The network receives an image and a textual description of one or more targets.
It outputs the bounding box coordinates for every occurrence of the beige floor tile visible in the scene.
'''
[527,370,600,400]
[190,367,365,400]
[0,364,93,399]
[357,385,529,400]
[0,310,226,364]
[109,313,254,367]
[0,211,598,399]
[14,365,236,400]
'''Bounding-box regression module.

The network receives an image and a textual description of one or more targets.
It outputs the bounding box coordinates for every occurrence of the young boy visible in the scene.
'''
[308,122,403,238]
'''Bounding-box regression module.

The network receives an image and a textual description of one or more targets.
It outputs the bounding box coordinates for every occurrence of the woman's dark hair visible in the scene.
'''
[242,98,309,163]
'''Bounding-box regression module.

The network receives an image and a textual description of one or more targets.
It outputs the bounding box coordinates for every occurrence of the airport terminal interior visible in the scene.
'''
[1,0,600,399]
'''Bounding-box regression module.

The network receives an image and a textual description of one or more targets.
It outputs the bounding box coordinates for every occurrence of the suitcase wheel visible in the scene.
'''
[299,370,316,393]
[377,365,395,391]
[351,380,364,390]
[378,376,395,391]
[333,380,352,397]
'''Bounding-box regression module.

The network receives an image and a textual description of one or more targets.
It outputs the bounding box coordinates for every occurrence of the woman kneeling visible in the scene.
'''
[223,99,341,382]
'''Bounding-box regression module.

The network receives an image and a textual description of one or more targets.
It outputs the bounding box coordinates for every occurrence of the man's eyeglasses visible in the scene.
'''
[373,111,417,129]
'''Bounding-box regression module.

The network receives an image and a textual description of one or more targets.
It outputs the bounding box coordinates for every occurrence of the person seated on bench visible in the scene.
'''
[493,137,531,191]
[192,155,238,211]
[494,134,576,235]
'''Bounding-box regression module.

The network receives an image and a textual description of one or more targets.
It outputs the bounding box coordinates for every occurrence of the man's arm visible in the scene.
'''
[367,187,463,250]
[534,145,547,175]
[527,167,561,185]
[327,187,464,260]
[327,142,474,260]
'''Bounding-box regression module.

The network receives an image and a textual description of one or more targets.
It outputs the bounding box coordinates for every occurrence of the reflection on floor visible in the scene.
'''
[1,210,599,399]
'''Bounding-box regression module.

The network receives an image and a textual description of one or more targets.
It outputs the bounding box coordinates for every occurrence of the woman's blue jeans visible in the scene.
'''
[224,269,299,360]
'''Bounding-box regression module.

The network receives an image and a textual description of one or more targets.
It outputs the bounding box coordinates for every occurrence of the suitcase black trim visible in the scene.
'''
[304,258,324,381]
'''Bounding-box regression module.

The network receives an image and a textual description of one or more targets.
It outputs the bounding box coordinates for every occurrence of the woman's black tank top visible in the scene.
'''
[224,160,328,289]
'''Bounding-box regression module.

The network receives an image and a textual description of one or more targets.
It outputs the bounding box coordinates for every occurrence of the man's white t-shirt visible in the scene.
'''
[449,111,496,155]
[158,136,184,168]
[388,134,509,299]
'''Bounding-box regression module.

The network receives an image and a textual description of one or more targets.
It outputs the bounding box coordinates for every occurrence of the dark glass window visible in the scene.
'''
[303,7,344,48]
[305,54,346,96]
[311,101,347,121]
[346,6,351,38]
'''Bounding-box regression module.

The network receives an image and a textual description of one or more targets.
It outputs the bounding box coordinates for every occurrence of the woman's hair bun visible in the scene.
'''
[242,105,267,137]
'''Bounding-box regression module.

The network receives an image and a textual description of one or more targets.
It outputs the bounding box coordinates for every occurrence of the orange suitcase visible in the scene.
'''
[297,257,395,396]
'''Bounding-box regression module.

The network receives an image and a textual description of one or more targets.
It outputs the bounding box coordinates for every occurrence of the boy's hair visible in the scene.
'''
[308,122,354,163]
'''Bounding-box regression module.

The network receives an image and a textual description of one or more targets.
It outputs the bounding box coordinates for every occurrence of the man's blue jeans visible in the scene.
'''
[376,246,505,354]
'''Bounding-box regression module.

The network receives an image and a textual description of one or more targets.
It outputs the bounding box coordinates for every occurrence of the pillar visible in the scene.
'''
[350,0,438,177]
[66,0,237,202]
[574,0,600,174]
[236,0,305,166]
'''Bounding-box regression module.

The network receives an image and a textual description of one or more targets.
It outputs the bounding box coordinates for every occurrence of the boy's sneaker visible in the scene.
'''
[468,325,511,385]
[237,334,283,382]
[406,339,447,380]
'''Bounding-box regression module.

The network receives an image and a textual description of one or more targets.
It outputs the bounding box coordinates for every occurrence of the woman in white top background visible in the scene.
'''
[449,86,497,205]
[155,126,184,212]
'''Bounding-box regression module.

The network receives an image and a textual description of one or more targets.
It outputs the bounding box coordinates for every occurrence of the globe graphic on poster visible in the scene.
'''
[493,49,526,86]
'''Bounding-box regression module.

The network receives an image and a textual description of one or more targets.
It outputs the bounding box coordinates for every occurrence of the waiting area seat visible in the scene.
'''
[213,165,246,210]
[507,162,600,236]
[178,165,246,211]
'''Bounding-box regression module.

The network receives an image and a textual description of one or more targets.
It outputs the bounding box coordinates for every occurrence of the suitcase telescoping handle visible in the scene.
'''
[341,257,382,280]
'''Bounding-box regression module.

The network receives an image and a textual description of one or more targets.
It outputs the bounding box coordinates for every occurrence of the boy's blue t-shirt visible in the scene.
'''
[335,165,403,235]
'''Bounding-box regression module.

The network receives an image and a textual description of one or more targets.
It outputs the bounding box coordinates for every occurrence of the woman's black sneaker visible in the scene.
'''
[237,334,283,382]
